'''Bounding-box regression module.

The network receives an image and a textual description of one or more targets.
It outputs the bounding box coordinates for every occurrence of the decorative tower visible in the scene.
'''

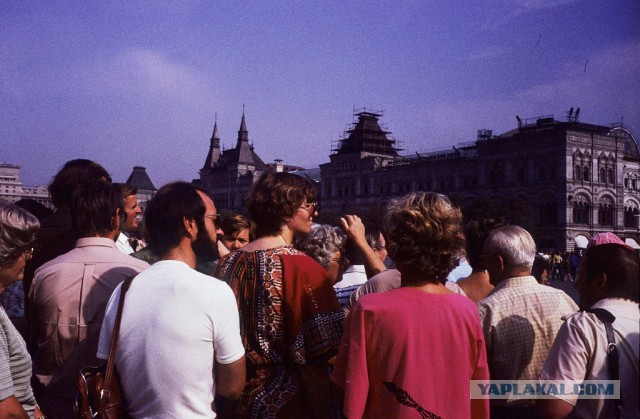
[202,116,221,170]
[234,111,256,164]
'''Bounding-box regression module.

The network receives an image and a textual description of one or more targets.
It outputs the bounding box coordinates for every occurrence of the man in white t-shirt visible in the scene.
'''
[97,182,245,418]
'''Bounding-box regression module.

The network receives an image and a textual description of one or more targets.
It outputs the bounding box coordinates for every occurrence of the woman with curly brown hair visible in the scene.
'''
[331,192,489,419]
[214,172,344,419]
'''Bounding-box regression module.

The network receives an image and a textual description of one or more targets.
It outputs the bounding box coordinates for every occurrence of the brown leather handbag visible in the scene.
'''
[73,275,135,419]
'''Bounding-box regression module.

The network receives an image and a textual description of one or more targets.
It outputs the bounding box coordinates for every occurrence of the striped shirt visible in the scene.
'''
[0,305,36,416]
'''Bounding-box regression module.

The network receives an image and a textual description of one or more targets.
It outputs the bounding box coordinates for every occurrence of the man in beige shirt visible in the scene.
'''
[30,180,149,418]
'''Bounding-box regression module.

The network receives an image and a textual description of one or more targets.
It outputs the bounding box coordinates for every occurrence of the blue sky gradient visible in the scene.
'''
[2,1,638,186]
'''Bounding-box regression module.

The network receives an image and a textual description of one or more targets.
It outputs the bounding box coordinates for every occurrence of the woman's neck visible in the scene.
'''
[240,231,291,252]
[405,281,452,295]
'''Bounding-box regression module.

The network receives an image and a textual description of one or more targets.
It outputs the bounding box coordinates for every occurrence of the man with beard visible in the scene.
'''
[97,182,245,418]
[29,180,149,418]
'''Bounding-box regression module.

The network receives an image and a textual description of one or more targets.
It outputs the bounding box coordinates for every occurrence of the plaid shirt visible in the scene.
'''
[478,276,578,383]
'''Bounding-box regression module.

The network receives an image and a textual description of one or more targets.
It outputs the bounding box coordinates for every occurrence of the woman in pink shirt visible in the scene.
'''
[331,192,489,418]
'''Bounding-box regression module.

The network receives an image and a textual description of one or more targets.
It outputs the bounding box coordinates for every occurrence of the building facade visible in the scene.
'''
[197,113,308,211]
[0,162,52,208]
[319,111,640,251]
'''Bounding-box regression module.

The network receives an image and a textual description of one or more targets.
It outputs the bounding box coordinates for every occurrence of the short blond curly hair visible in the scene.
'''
[383,192,465,284]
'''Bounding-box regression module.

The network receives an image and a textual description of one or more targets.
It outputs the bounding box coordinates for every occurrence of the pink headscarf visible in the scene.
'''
[587,232,633,250]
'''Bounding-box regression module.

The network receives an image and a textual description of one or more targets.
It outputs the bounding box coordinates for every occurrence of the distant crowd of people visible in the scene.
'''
[0,158,638,418]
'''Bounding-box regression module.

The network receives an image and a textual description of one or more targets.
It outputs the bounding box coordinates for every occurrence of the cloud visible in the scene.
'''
[74,48,215,105]
[478,0,579,29]
[465,45,505,61]
[510,0,578,13]
[415,40,640,151]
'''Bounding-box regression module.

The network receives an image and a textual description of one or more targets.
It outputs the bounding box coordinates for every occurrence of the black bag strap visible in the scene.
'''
[100,274,137,407]
[584,307,622,419]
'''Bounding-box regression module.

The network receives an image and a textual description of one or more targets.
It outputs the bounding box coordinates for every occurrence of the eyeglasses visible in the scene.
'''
[331,256,349,266]
[299,202,318,214]
[204,214,222,228]
[9,247,33,261]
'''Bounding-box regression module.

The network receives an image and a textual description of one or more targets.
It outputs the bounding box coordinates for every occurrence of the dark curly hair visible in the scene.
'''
[383,192,465,284]
[247,172,317,237]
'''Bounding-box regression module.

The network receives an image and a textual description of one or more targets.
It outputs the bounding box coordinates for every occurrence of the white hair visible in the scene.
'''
[483,225,536,269]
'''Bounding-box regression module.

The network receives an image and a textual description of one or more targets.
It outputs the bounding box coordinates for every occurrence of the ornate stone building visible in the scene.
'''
[319,110,640,251]
[197,113,311,211]
[197,113,274,211]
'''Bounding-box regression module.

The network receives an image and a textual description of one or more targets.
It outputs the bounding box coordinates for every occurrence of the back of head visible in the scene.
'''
[295,224,346,268]
[382,192,464,283]
[483,225,536,270]
[583,244,639,302]
[219,212,255,241]
[247,172,317,237]
[71,180,122,237]
[144,182,207,257]
[464,217,507,270]
[0,202,40,264]
[49,159,111,209]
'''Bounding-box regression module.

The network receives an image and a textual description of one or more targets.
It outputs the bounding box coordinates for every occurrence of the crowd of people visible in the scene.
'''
[0,158,638,419]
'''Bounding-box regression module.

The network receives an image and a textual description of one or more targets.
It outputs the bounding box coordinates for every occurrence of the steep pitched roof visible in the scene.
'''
[335,111,400,156]
[126,166,157,191]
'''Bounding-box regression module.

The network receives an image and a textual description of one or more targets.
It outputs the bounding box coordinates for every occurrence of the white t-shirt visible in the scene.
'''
[97,260,244,418]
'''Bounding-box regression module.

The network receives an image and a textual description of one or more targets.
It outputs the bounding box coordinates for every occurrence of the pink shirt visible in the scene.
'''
[332,287,489,419]
[30,237,149,400]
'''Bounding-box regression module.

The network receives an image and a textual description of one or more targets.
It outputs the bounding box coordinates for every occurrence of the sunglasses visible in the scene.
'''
[204,214,223,229]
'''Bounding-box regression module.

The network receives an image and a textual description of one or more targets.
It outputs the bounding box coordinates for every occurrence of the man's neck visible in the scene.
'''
[162,239,197,269]
[84,231,119,241]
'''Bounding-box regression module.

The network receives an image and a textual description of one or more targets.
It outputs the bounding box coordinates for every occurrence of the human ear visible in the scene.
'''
[183,217,198,239]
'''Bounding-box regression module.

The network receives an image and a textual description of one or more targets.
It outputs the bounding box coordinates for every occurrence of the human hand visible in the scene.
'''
[340,215,366,245]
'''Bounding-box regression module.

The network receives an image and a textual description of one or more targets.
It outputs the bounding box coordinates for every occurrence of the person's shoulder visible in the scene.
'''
[113,251,151,270]
[280,252,325,275]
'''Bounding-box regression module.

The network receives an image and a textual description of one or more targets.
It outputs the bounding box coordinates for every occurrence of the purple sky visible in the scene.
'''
[2,1,638,187]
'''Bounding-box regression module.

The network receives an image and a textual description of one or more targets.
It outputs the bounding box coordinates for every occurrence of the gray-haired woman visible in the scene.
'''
[0,202,43,418]
[295,224,348,285]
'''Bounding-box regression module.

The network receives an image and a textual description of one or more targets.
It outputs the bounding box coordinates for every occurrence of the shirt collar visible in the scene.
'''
[490,275,539,293]
[75,237,118,249]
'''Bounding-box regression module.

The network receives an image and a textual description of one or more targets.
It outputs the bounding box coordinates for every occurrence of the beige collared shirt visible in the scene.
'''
[29,237,149,399]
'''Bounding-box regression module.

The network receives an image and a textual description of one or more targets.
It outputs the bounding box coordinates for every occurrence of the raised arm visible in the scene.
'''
[340,215,386,278]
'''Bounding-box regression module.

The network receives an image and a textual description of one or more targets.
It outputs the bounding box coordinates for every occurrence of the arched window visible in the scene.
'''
[598,196,615,226]
[575,165,582,181]
[607,169,614,185]
[599,168,606,183]
[583,166,590,181]
[624,204,639,228]
[572,195,590,225]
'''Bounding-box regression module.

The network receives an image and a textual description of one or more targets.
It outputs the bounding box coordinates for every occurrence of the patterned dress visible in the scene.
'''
[214,245,344,418]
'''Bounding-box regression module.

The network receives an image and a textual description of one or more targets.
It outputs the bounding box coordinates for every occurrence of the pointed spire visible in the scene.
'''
[238,108,249,142]
[212,113,220,141]
[202,114,221,169]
